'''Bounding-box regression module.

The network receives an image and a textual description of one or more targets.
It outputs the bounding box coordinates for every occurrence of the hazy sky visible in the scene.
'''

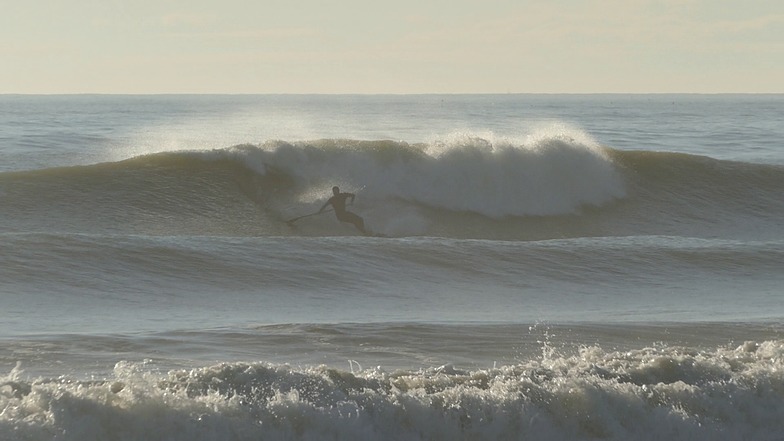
[3,0,782,93]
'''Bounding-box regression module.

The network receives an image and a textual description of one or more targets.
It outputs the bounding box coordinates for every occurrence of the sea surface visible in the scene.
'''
[1,94,783,440]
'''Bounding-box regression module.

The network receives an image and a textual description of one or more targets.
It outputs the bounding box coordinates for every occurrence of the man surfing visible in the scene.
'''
[318,186,367,235]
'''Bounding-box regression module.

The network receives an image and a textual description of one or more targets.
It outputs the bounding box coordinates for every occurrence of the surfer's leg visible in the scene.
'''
[339,211,366,234]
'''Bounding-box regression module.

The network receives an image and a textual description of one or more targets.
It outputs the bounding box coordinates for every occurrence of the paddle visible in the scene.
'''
[285,208,332,226]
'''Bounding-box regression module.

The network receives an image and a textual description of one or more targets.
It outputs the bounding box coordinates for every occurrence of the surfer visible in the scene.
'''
[319,186,367,235]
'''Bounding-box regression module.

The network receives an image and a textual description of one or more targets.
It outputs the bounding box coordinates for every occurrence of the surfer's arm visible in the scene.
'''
[318,198,332,213]
[347,193,356,204]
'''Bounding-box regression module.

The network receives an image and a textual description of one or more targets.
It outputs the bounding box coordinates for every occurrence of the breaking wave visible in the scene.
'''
[1,130,782,240]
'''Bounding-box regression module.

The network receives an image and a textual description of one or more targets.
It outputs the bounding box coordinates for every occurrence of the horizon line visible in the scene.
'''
[2,91,783,96]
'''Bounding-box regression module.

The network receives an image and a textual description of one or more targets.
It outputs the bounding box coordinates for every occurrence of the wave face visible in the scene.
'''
[3,337,783,441]
[1,131,782,240]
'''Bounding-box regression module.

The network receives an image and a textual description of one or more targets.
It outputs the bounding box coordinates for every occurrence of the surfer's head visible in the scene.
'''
[332,186,340,195]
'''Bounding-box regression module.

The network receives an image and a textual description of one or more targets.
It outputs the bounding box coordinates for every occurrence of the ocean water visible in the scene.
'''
[1,94,783,440]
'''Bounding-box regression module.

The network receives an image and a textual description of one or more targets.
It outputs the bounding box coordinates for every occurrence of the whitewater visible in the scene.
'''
[1,94,783,440]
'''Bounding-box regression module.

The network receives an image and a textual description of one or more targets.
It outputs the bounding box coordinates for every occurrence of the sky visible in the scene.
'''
[2,0,783,94]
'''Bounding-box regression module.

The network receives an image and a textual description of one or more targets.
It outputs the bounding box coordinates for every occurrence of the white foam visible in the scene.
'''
[3,339,783,441]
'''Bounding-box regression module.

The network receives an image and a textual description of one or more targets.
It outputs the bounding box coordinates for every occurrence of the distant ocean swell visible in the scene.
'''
[3,339,783,440]
[1,131,782,239]
[2,233,782,301]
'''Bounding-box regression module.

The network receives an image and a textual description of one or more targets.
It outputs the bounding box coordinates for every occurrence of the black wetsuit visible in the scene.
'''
[326,193,366,233]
